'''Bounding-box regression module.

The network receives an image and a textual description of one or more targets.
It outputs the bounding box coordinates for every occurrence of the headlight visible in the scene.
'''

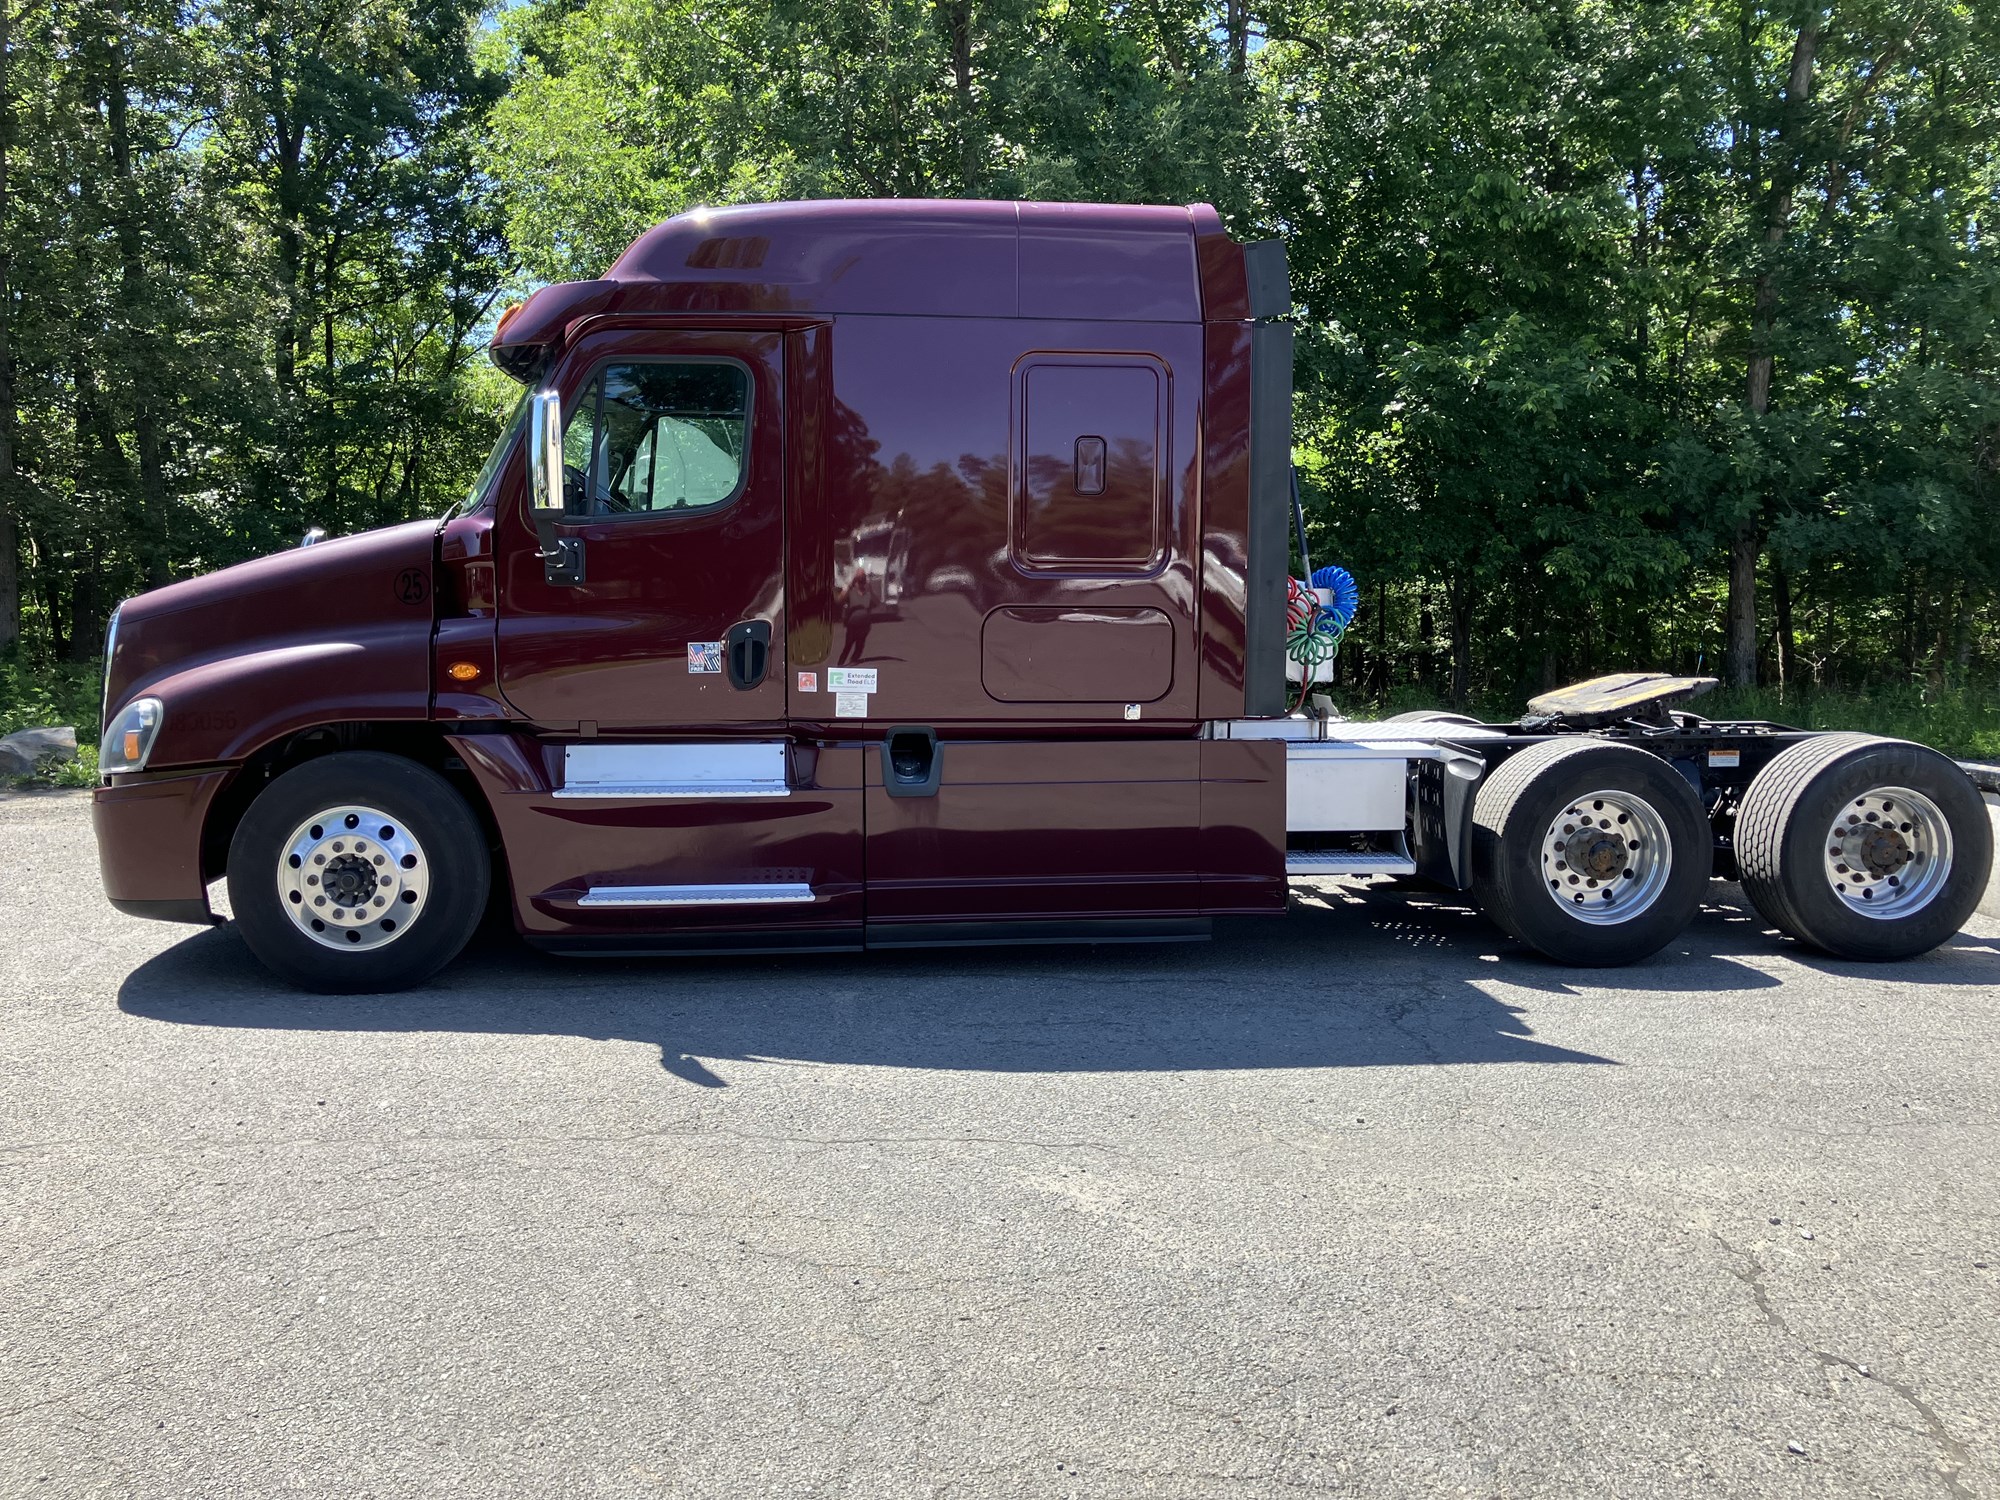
[99,697,163,777]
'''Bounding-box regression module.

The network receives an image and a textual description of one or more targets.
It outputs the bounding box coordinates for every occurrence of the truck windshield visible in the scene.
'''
[446,390,529,520]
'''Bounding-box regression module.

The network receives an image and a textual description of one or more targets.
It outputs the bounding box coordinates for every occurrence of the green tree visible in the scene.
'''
[3,0,1996,711]
[479,0,1265,282]
[198,0,507,542]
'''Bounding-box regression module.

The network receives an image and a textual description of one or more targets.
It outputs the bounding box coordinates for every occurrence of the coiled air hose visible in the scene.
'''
[1286,572,1354,711]
[1286,468,1358,711]
[1310,564,1359,629]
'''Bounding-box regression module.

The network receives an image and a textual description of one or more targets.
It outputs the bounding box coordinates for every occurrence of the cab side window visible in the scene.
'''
[560,361,750,518]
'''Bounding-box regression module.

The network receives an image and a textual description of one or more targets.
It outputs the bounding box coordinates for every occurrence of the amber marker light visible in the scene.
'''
[447,661,481,683]
[494,302,523,337]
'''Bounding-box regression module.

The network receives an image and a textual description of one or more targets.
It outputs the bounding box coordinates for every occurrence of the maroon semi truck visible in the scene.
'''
[92,200,1992,992]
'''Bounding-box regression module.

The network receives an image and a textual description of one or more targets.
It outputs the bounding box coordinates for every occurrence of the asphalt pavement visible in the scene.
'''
[4,789,1998,1499]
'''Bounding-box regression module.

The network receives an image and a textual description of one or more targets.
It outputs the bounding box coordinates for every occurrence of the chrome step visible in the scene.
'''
[578,883,816,908]
[555,782,790,800]
[1285,850,1417,878]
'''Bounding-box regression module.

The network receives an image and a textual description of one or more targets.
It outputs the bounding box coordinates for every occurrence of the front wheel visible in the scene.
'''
[227,751,491,993]
[1736,734,1991,961]
[1472,739,1711,965]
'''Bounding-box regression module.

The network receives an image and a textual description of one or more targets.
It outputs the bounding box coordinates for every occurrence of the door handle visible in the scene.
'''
[725,619,772,690]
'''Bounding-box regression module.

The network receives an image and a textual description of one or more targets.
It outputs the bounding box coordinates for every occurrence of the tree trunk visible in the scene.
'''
[1374,582,1387,695]
[75,357,129,656]
[1447,577,1474,708]
[937,0,975,189]
[1901,581,1918,678]
[0,0,20,650]
[265,29,306,517]
[1731,17,1821,690]
[1772,560,1797,688]
[64,565,97,664]
[321,299,339,525]
[101,0,170,590]
[1417,584,1436,690]
[1727,523,1760,688]
[1631,157,1651,374]
[40,564,65,661]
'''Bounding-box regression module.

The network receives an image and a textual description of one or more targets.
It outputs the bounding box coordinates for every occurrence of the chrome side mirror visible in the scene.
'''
[526,387,584,586]
[299,527,326,548]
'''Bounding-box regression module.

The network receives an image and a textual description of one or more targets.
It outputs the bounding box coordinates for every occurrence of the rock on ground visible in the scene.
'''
[0,725,78,777]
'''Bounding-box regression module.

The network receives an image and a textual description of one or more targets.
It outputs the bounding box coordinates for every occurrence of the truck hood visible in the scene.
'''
[107,519,440,717]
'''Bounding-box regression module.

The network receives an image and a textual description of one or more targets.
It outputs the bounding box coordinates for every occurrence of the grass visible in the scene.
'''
[27,746,100,789]
[1694,685,2000,763]
[0,658,104,741]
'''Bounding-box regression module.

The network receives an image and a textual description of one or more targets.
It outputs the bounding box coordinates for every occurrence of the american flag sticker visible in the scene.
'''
[687,642,722,674]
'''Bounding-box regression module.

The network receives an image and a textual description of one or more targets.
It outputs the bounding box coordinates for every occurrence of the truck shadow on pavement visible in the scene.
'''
[117,883,2000,1087]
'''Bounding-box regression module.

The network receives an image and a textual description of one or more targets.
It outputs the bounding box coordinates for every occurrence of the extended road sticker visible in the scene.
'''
[688,642,722,674]
[797,671,819,692]
[827,667,878,693]
[834,692,868,718]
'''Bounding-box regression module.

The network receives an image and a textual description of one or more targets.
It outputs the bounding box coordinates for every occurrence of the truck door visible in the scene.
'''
[495,329,784,729]
[485,329,862,942]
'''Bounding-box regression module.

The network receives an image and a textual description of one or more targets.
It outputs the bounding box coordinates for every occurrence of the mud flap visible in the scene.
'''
[1410,752,1484,890]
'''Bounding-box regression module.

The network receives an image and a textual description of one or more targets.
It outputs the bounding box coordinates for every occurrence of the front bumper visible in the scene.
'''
[93,770,232,925]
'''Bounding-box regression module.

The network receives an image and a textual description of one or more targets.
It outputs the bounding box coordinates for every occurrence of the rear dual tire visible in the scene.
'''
[1472,739,1711,966]
[1736,734,1991,961]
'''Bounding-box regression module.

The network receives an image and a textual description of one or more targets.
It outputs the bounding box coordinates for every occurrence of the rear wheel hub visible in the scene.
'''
[1540,790,1673,925]
[1822,785,1952,918]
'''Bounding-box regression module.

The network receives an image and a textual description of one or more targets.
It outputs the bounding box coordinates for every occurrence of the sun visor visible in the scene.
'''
[488,279,620,381]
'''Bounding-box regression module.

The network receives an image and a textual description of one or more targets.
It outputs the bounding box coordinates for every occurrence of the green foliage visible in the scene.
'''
[2,0,505,657]
[1267,0,2000,705]
[3,0,1997,723]
[1697,686,2000,764]
[0,655,101,786]
[0,657,102,743]
[475,0,1266,287]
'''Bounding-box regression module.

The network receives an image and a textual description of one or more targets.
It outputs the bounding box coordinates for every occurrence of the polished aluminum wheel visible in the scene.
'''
[1822,784,1953,920]
[1540,789,1674,925]
[277,805,429,950]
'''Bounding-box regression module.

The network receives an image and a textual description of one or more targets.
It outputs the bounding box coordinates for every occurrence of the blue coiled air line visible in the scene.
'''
[1310,564,1359,632]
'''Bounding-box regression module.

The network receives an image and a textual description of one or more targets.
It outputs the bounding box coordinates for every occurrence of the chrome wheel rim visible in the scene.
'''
[277,805,428,950]
[1823,785,1953,920]
[1540,789,1673,926]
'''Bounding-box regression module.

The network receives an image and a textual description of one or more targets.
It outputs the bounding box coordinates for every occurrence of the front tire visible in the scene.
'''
[1736,734,1991,961]
[1472,739,1711,965]
[227,751,490,993]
